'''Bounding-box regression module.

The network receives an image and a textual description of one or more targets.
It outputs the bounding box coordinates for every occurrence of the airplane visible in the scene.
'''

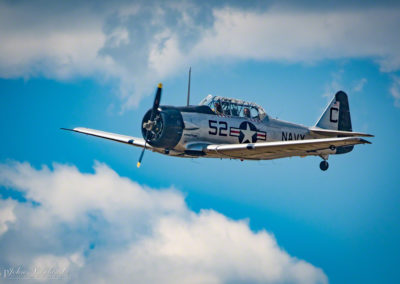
[62,70,373,171]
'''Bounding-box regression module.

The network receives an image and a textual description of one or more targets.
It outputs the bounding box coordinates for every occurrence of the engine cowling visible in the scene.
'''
[141,107,184,149]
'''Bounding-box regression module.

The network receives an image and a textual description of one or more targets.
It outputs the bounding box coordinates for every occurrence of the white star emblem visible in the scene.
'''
[241,123,256,143]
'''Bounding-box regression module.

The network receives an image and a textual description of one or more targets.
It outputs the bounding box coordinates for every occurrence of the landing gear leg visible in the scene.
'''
[319,160,329,171]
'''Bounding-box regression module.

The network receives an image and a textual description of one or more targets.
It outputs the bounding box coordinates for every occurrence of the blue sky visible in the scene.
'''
[1,1,400,283]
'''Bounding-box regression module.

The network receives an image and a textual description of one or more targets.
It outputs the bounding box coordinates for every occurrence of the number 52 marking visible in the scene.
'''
[209,120,228,136]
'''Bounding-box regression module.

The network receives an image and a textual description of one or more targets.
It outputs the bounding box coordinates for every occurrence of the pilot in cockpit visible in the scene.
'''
[243,107,251,118]
[214,102,223,114]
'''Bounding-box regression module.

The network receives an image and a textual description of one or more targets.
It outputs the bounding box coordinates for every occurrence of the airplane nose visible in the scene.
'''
[141,107,184,149]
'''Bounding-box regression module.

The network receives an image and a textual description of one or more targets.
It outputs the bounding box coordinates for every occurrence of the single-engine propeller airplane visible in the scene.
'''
[62,70,373,171]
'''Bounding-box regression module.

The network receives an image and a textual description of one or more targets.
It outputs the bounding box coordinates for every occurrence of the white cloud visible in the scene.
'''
[389,76,400,107]
[107,27,130,48]
[1,1,399,109]
[0,2,111,79]
[322,69,344,99]
[321,72,367,103]
[0,199,16,236]
[0,161,328,284]
[194,7,400,68]
[352,78,367,93]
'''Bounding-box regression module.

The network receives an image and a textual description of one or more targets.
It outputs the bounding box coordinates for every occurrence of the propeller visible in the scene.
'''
[137,83,163,168]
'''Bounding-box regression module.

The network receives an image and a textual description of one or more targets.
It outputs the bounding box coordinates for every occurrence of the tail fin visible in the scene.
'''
[315,91,353,154]
[315,91,352,131]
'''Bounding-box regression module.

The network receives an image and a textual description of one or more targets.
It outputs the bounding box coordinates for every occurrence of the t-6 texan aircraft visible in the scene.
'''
[62,73,373,171]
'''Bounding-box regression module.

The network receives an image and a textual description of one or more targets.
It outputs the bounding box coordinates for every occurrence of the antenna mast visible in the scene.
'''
[186,67,191,106]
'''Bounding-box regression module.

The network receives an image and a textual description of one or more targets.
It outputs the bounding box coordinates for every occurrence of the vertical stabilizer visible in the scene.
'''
[315,91,352,131]
[315,91,353,154]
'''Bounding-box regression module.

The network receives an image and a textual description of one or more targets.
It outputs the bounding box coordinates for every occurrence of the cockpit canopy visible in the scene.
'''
[199,95,267,120]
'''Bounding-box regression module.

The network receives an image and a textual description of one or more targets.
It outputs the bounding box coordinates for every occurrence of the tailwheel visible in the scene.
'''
[319,160,329,171]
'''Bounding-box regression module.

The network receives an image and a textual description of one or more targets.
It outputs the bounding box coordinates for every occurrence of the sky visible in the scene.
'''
[0,0,400,283]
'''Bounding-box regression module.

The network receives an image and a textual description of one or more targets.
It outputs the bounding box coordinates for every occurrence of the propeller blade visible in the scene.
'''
[137,83,162,168]
[137,142,146,168]
[150,83,162,121]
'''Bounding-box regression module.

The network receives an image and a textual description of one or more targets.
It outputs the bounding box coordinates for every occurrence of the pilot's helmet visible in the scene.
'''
[243,107,250,117]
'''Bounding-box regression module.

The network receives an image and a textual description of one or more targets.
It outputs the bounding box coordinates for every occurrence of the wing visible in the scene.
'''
[205,137,371,160]
[61,127,149,149]
[309,127,374,137]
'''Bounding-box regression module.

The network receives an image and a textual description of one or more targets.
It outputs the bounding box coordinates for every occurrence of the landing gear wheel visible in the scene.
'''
[320,161,329,171]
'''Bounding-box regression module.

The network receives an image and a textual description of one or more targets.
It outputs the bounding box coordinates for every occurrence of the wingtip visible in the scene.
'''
[158,83,163,89]
[137,162,141,168]
[60,127,74,131]
[359,132,375,138]
[360,138,372,144]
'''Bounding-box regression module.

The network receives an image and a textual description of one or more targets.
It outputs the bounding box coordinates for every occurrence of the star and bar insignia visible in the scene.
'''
[229,121,266,143]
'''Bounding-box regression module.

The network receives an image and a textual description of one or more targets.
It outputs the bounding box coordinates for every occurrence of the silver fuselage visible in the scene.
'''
[165,111,322,158]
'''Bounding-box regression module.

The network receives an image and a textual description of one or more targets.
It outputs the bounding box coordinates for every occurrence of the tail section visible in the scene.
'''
[315,91,353,154]
[315,91,352,131]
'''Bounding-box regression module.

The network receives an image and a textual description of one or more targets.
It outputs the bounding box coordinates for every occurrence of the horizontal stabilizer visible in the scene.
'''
[309,127,374,138]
